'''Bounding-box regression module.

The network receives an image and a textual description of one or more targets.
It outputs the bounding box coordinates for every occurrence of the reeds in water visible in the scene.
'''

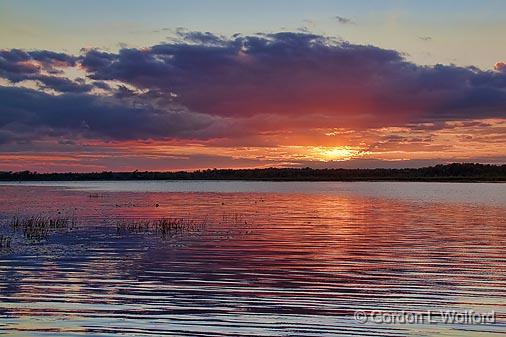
[116,217,207,238]
[10,215,77,242]
[0,234,11,250]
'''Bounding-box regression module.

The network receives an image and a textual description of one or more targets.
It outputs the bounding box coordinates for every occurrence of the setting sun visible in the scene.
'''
[313,146,363,161]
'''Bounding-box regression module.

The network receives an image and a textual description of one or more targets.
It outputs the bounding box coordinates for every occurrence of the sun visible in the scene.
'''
[313,146,362,161]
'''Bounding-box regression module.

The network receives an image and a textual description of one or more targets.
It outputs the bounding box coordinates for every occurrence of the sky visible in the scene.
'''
[0,0,505,172]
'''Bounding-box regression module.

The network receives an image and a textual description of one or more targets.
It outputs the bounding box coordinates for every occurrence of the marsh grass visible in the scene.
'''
[10,215,78,243]
[1,212,252,253]
[0,234,11,250]
[116,217,207,238]
[115,213,255,243]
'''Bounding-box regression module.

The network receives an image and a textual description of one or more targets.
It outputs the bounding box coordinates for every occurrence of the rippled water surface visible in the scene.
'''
[0,181,505,336]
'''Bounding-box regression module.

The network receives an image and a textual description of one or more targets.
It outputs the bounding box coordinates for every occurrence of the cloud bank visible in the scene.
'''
[0,31,505,170]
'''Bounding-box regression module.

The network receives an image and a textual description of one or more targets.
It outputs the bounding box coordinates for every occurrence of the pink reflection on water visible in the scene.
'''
[0,184,505,336]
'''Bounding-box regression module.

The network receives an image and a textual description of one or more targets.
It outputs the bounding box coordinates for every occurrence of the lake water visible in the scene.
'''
[0,181,505,336]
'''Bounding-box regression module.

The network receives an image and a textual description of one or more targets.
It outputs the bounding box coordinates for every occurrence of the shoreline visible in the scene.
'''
[1,163,505,183]
[0,178,504,183]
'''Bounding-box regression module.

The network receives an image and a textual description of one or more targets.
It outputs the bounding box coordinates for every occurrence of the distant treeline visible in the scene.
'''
[0,163,505,182]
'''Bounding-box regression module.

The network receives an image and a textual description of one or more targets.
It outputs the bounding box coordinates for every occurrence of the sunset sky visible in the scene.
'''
[1,0,505,172]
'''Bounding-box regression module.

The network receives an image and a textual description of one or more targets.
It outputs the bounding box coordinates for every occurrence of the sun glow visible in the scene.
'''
[313,146,363,161]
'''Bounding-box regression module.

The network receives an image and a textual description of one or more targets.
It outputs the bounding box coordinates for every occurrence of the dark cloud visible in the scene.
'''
[175,30,227,45]
[91,80,111,90]
[26,50,77,66]
[79,49,116,71]
[80,32,506,126]
[335,16,354,24]
[1,32,506,147]
[32,75,94,93]
[0,49,76,65]
[0,86,225,144]
[0,48,94,93]
[0,49,76,77]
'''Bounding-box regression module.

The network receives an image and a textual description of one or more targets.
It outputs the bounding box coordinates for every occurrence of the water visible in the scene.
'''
[0,181,505,336]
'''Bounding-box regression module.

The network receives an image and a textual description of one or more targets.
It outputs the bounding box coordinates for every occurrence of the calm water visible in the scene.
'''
[0,181,505,336]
